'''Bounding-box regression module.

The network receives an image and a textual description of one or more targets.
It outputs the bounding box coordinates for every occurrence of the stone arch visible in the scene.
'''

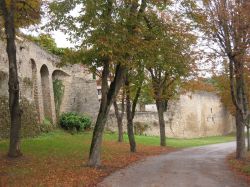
[52,70,70,80]
[30,59,40,118]
[52,70,69,117]
[40,64,52,121]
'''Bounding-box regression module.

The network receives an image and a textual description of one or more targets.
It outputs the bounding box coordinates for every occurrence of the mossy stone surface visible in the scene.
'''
[0,96,41,139]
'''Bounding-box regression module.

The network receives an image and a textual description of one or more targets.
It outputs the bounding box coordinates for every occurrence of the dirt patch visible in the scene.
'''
[0,141,176,187]
[227,152,250,185]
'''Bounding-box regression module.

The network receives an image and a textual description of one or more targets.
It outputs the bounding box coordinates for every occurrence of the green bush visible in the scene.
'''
[59,112,92,132]
[80,115,92,130]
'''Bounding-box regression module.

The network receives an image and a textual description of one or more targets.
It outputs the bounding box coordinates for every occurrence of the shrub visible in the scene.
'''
[59,112,92,132]
[80,115,92,130]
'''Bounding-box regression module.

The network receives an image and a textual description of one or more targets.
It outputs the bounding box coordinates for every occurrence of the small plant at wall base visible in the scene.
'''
[53,79,65,118]
[0,71,7,81]
[59,112,92,133]
[39,117,54,133]
[0,96,40,139]
[134,122,150,136]
[22,77,33,87]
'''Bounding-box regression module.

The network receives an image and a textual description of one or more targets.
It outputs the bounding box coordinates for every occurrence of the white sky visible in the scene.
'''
[51,31,74,48]
[21,3,82,48]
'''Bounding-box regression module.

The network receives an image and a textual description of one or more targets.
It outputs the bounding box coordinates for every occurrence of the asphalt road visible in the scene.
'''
[98,142,248,187]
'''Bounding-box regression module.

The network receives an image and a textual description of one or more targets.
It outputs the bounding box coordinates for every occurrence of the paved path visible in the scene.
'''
[98,142,248,187]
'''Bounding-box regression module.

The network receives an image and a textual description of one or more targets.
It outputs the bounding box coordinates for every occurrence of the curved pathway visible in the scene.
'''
[98,142,247,187]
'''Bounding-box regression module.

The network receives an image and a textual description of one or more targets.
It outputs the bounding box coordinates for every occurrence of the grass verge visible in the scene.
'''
[105,132,235,148]
[227,152,250,184]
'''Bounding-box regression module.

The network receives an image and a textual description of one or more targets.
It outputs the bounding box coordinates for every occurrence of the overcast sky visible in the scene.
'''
[51,31,74,48]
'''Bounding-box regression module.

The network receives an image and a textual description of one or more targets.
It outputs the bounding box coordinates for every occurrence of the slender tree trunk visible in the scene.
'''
[156,99,166,146]
[88,62,126,167]
[229,58,247,159]
[113,98,124,142]
[117,117,123,142]
[88,108,109,166]
[126,105,136,152]
[125,75,136,152]
[235,62,246,159]
[1,0,22,157]
[247,126,250,151]
[235,109,246,159]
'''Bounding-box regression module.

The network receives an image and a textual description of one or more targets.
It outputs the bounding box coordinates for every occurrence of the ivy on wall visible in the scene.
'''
[22,77,33,87]
[0,96,40,139]
[0,71,7,82]
[53,79,65,118]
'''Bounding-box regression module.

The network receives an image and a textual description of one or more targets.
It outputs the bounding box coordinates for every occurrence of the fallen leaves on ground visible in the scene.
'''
[0,141,175,187]
[227,152,250,185]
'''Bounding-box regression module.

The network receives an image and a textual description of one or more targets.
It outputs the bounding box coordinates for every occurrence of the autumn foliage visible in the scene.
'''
[182,78,216,93]
[0,134,174,186]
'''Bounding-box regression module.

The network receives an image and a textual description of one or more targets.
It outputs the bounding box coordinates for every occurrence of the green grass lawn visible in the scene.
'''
[0,130,235,155]
[104,132,236,148]
[0,130,92,158]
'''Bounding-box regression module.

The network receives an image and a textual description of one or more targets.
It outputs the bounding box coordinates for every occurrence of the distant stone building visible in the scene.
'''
[106,91,235,138]
[0,39,99,138]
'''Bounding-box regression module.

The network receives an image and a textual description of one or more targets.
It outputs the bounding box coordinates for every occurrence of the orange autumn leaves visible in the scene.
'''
[0,141,174,186]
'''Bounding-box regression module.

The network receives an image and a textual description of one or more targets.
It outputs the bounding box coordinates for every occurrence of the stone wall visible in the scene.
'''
[106,92,235,138]
[0,39,99,138]
[0,96,40,139]
[60,77,99,119]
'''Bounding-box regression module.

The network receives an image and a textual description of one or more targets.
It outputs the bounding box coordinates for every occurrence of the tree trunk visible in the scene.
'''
[1,0,22,158]
[235,109,246,159]
[156,99,166,146]
[229,58,247,159]
[88,108,109,166]
[88,62,126,167]
[247,126,250,152]
[125,75,136,152]
[113,99,124,142]
[117,117,123,142]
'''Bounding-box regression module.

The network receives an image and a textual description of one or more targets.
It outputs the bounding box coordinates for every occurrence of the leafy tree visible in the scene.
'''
[48,0,171,166]
[182,78,216,93]
[0,0,41,28]
[26,34,65,56]
[125,64,144,152]
[0,0,41,157]
[183,0,250,159]
[144,11,196,146]
[213,71,250,151]
[137,82,154,105]
[49,0,145,167]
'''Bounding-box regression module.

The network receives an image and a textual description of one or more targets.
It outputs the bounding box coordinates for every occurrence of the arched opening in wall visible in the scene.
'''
[40,64,52,121]
[30,59,40,118]
[52,70,69,117]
